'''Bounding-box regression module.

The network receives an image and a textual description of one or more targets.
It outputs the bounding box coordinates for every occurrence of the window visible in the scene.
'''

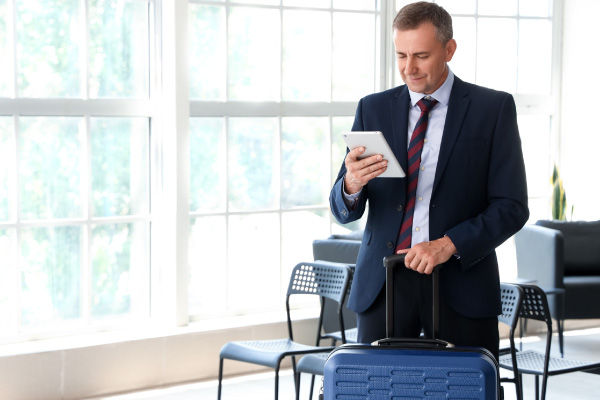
[188,0,380,318]
[0,0,152,341]
[0,0,562,341]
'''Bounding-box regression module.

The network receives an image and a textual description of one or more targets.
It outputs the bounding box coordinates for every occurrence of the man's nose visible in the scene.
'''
[404,57,416,75]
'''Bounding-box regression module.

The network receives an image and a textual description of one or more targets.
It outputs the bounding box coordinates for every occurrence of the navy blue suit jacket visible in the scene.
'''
[330,76,529,318]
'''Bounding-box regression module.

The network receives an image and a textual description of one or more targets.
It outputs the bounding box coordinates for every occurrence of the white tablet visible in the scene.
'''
[342,131,405,178]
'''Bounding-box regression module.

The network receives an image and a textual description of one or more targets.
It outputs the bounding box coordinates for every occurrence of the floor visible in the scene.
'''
[88,327,600,400]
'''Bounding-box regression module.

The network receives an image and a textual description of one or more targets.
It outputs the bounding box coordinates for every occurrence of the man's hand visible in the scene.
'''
[344,147,388,194]
[396,236,457,275]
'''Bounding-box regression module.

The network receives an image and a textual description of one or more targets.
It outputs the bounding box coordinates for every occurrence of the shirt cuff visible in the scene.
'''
[342,179,361,209]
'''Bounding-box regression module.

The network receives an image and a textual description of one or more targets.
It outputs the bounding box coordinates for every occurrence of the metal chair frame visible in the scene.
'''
[295,268,358,400]
[499,283,600,400]
[217,261,352,400]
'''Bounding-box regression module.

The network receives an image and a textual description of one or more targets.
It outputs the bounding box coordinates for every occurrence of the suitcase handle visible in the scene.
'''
[383,253,441,339]
[374,337,454,348]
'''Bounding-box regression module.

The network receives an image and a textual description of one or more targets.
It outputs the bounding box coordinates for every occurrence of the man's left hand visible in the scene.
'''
[396,236,457,274]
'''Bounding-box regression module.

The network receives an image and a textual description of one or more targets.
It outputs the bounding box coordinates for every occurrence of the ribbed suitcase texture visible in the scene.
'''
[323,344,499,399]
[321,254,500,400]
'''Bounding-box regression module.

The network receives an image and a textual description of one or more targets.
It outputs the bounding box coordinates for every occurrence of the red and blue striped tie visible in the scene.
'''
[395,97,438,252]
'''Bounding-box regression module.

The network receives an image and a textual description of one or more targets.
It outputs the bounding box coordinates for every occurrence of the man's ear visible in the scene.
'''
[445,39,457,62]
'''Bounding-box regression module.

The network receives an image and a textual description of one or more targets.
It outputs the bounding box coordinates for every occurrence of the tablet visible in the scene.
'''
[342,131,405,178]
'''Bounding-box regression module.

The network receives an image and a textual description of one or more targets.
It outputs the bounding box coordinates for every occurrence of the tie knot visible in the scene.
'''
[417,97,438,113]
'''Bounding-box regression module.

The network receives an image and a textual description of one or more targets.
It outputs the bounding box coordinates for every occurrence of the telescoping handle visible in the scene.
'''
[382,254,441,340]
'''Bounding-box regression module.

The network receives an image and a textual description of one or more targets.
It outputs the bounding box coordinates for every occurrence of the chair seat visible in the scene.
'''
[499,350,600,376]
[323,327,358,343]
[296,352,331,376]
[220,338,333,369]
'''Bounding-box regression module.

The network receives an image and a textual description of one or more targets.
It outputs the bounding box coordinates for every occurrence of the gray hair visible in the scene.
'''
[392,1,453,45]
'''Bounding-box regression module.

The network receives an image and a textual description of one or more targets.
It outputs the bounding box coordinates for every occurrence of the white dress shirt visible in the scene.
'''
[407,69,454,246]
[343,68,455,248]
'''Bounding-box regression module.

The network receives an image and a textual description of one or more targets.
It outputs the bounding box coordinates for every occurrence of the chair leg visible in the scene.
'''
[558,318,564,358]
[217,358,224,400]
[515,372,523,400]
[274,366,280,400]
[295,371,301,400]
[308,374,316,400]
[517,373,525,400]
[535,375,540,400]
[541,372,549,400]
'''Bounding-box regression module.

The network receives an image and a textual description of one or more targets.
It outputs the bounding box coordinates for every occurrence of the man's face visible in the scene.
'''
[393,22,457,94]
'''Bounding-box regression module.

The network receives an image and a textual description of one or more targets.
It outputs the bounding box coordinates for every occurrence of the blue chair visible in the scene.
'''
[217,261,352,400]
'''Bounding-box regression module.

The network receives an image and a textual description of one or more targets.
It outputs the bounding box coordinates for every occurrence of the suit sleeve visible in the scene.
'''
[330,99,369,224]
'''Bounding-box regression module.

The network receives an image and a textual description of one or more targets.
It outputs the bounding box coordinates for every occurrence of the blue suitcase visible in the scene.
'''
[321,254,501,400]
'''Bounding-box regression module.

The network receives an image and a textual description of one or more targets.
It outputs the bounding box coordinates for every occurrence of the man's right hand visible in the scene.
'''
[343,147,388,194]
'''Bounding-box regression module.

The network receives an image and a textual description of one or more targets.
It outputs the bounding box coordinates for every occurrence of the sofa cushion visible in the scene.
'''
[536,220,600,276]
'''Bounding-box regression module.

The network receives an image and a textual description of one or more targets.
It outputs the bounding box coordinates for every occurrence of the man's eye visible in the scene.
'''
[397,54,406,59]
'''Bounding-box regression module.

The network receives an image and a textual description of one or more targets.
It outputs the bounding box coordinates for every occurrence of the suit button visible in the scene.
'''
[397,205,403,212]
[387,242,394,249]
[342,209,347,216]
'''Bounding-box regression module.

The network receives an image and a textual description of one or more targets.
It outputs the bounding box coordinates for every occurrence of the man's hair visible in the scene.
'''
[392,1,453,45]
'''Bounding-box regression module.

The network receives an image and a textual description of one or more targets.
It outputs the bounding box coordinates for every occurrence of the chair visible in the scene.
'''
[315,265,357,346]
[498,283,524,400]
[217,261,352,400]
[498,283,600,400]
[295,267,358,400]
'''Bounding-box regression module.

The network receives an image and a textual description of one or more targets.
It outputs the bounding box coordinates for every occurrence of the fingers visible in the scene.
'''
[344,147,388,192]
[403,244,439,275]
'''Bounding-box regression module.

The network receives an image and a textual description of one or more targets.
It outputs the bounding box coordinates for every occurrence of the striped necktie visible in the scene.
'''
[395,96,438,252]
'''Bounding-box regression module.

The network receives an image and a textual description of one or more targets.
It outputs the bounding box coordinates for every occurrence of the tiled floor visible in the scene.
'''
[88,328,600,400]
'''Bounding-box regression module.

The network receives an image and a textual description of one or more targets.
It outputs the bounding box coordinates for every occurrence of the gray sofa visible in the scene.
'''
[514,220,600,354]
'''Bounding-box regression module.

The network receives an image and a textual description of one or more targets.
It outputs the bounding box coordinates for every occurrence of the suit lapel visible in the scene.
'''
[390,86,411,173]
[432,77,470,195]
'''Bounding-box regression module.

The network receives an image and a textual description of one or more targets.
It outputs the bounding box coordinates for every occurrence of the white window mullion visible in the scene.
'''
[83,115,92,325]
[151,0,190,326]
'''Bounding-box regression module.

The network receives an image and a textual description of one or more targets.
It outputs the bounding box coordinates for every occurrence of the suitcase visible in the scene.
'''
[321,254,501,400]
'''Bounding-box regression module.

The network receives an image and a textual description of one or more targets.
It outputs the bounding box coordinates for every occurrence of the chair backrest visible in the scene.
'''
[499,283,523,392]
[499,283,522,331]
[518,284,553,331]
[286,261,351,304]
[285,261,352,341]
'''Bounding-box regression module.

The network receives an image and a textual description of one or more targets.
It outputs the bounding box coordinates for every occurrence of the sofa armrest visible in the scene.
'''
[514,224,564,289]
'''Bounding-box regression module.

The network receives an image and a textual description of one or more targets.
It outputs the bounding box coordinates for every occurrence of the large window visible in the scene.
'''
[188,0,379,318]
[0,0,561,342]
[189,0,559,320]
[0,0,152,341]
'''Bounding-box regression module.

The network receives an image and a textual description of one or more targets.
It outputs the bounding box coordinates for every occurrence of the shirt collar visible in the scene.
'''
[408,66,454,108]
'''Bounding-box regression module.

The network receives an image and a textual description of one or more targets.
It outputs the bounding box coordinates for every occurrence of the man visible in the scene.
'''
[330,2,529,359]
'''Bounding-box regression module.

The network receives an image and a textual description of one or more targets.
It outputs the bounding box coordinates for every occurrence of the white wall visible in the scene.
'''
[560,0,600,221]
[0,317,318,400]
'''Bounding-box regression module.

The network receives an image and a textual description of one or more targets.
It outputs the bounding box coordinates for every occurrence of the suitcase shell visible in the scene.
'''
[321,254,500,399]
[324,343,499,399]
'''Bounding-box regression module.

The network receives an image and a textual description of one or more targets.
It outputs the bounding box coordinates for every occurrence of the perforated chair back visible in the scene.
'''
[285,261,351,342]
[286,261,350,309]
[519,284,552,330]
[499,283,524,400]
[499,283,522,328]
